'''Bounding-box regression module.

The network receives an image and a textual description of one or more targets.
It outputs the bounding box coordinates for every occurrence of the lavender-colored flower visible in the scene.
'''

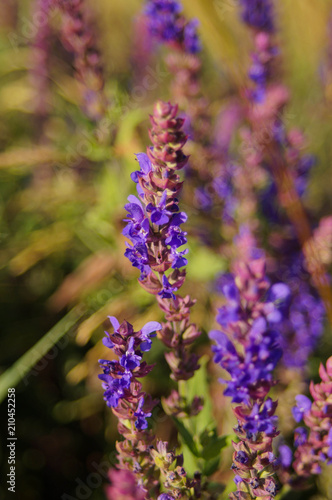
[183,19,201,54]
[273,256,325,371]
[292,357,332,478]
[210,243,288,499]
[239,0,332,321]
[123,103,189,297]
[292,395,312,423]
[294,427,307,447]
[99,318,161,493]
[145,0,201,54]
[240,0,274,32]
[123,101,201,385]
[134,397,152,430]
[99,317,161,429]
[278,445,293,468]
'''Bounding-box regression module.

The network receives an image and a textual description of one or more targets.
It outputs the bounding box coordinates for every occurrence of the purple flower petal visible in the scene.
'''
[108,316,120,331]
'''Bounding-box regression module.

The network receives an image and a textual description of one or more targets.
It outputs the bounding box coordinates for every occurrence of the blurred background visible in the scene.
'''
[1,0,332,498]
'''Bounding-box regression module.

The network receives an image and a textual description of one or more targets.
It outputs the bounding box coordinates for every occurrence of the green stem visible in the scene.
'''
[0,305,86,404]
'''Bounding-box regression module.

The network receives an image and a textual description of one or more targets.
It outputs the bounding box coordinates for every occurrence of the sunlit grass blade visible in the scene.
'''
[0,305,86,404]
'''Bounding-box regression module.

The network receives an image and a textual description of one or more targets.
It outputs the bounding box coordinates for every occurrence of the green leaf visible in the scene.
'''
[201,434,231,460]
[172,416,200,457]
[202,456,221,477]
[185,355,215,434]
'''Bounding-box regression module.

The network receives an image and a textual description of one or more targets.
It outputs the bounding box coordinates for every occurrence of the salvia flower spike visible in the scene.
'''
[99,317,161,491]
[210,240,290,498]
[123,100,201,386]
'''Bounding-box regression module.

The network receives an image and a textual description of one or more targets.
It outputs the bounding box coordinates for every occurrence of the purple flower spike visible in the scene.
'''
[212,242,285,499]
[123,100,201,385]
[99,319,158,410]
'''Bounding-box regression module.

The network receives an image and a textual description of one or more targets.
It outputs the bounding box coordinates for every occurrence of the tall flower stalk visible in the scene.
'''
[238,0,332,323]
[123,100,201,400]
[99,316,201,499]
[210,239,290,498]
[143,0,241,248]
[56,0,107,120]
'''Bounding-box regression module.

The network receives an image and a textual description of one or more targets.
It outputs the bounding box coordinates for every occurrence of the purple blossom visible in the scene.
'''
[140,321,160,351]
[134,397,152,430]
[239,0,274,32]
[210,320,282,406]
[144,0,201,54]
[158,274,178,299]
[124,151,188,282]
[279,284,324,370]
[294,427,308,447]
[120,337,142,371]
[211,245,286,498]
[235,450,249,465]
[183,19,201,54]
[146,191,171,225]
[292,395,312,423]
[99,318,161,410]
[278,445,293,468]
[131,153,152,183]
[293,357,332,478]
[243,399,278,437]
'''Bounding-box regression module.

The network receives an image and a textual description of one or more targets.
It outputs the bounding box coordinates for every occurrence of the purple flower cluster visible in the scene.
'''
[210,245,289,498]
[123,101,201,387]
[99,316,161,430]
[210,318,282,412]
[240,0,274,32]
[278,283,324,370]
[291,357,332,478]
[123,101,188,300]
[123,154,188,295]
[239,0,332,323]
[145,0,201,54]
